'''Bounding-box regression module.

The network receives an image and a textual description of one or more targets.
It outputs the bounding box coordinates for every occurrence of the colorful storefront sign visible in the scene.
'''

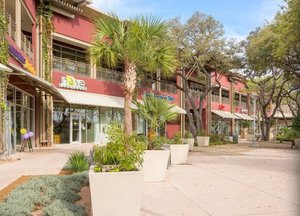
[59,75,87,91]
[144,91,174,102]
[9,45,36,74]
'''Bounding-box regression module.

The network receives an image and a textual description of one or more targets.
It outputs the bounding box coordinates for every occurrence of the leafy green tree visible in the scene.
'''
[134,95,177,149]
[168,12,243,137]
[90,14,177,134]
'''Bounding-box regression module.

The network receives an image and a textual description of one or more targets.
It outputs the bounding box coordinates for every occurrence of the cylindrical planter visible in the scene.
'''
[89,167,143,216]
[142,150,170,182]
[183,138,195,151]
[196,136,210,147]
[170,144,189,165]
[294,138,300,148]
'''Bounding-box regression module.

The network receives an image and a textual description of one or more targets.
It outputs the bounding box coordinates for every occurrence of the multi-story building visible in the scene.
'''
[2,0,185,155]
[183,70,254,136]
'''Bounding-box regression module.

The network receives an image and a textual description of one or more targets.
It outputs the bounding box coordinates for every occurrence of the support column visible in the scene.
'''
[15,0,21,48]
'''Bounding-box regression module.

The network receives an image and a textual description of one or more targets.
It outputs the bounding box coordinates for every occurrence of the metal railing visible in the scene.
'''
[96,67,123,83]
[160,81,177,94]
[5,11,16,41]
[53,56,90,76]
[221,97,230,104]
[21,33,33,59]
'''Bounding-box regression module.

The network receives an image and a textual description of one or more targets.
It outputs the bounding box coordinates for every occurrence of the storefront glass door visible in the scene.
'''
[71,114,81,144]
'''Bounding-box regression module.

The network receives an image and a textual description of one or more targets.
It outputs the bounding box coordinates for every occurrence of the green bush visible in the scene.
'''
[43,200,86,216]
[197,130,207,136]
[209,134,230,145]
[292,114,300,133]
[169,132,183,144]
[184,131,193,138]
[67,151,89,172]
[93,122,145,172]
[276,126,300,142]
[0,172,88,216]
[151,136,169,150]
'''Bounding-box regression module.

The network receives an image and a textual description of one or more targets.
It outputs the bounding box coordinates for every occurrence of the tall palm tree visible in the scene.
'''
[134,95,178,145]
[90,14,177,134]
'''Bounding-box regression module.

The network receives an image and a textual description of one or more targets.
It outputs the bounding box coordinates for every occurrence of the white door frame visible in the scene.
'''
[70,113,81,144]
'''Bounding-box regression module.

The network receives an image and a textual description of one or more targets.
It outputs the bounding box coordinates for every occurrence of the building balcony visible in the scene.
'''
[160,81,177,94]
[221,97,230,104]
[5,11,16,41]
[96,67,123,83]
[6,11,33,60]
[53,56,90,76]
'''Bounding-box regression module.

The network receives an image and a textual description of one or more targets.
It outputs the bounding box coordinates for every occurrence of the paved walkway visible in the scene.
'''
[1,143,300,216]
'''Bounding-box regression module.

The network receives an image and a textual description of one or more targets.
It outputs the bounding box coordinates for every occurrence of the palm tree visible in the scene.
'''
[90,14,177,134]
[134,95,178,147]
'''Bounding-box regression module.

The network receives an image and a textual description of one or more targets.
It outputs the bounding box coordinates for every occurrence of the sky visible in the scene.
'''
[91,0,284,41]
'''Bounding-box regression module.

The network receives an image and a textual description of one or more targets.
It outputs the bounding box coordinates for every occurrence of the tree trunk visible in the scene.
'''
[123,62,137,135]
[265,119,271,141]
[185,99,197,138]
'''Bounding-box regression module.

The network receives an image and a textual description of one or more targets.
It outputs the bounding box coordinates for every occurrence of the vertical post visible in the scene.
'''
[252,95,257,147]
[15,0,21,47]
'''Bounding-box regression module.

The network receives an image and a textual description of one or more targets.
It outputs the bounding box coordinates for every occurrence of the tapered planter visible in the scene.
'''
[183,138,195,151]
[89,166,143,216]
[294,138,300,148]
[196,136,210,147]
[170,144,189,165]
[142,150,170,182]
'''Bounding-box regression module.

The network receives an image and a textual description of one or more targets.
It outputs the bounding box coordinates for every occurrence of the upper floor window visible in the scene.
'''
[53,42,90,76]
[221,89,230,104]
[212,87,220,103]
[234,92,240,106]
[241,95,247,108]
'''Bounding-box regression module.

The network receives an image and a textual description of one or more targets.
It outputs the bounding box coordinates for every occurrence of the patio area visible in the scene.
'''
[1,143,299,216]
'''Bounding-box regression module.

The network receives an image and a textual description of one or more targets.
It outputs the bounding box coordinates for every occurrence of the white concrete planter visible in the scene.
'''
[142,150,170,182]
[182,138,195,151]
[89,167,143,216]
[170,144,189,165]
[246,134,255,141]
[196,136,210,147]
[294,138,300,148]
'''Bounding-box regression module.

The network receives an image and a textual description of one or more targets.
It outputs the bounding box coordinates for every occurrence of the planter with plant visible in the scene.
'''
[196,131,210,147]
[182,131,195,151]
[134,95,177,182]
[89,122,145,216]
[169,132,189,165]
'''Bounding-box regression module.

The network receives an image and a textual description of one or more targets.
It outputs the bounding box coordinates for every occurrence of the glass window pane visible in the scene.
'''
[16,91,22,105]
[100,107,113,133]
[7,86,14,103]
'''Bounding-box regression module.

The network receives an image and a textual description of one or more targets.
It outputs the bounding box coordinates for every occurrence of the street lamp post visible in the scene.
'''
[251,93,258,147]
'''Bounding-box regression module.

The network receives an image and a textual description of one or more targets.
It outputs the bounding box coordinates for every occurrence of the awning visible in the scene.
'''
[171,106,187,114]
[212,110,241,119]
[58,89,137,109]
[234,113,253,121]
[9,64,66,100]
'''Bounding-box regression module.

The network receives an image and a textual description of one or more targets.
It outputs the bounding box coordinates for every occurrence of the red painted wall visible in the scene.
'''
[166,123,180,139]
[52,14,95,43]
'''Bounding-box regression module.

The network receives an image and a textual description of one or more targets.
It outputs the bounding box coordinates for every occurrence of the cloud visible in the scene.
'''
[225,27,247,41]
[91,0,156,19]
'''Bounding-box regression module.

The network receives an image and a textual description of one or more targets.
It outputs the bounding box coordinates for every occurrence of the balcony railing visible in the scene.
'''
[160,82,177,94]
[21,33,33,59]
[53,56,90,76]
[221,97,230,104]
[6,11,33,59]
[96,67,123,83]
[5,11,16,41]
[212,94,220,103]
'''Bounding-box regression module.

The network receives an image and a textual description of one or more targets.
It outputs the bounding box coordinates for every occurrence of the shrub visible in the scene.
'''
[209,134,230,145]
[0,172,88,216]
[276,126,300,142]
[184,131,193,138]
[151,136,169,150]
[43,200,86,216]
[169,132,183,144]
[197,130,207,136]
[67,151,89,172]
[292,114,300,133]
[93,122,145,172]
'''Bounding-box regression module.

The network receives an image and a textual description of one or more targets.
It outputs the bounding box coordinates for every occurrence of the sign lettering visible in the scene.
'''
[59,75,87,91]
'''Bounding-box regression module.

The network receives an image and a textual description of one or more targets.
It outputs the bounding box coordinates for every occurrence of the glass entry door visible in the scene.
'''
[70,114,81,144]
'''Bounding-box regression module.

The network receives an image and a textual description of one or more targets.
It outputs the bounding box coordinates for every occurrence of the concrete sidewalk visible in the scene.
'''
[0,144,93,190]
[1,143,299,215]
[141,148,300,216]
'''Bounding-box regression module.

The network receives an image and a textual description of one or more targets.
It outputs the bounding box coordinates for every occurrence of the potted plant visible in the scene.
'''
[169,132,189,164]
[196,130,210,147]
[134,95,177,182]
[182,131,195,151]
[89,123,145,216]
